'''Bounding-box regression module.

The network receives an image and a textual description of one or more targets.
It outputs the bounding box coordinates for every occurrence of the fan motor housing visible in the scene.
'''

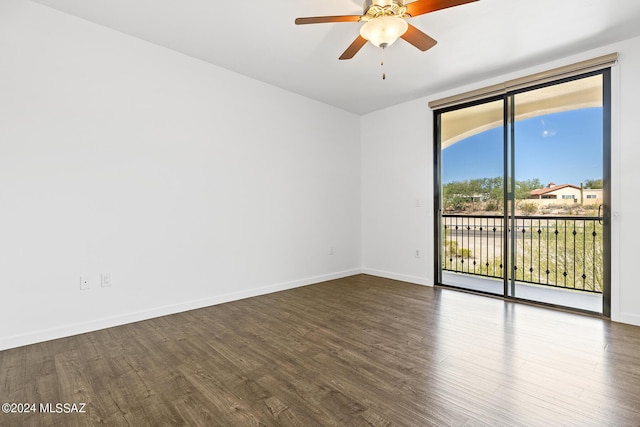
[363,0,407,20]
[364,0,405,7]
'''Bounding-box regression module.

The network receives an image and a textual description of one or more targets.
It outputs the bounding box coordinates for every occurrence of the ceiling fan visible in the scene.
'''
[295,0,478,60]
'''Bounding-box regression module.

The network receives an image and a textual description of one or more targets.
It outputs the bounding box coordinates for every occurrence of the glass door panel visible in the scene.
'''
[508,75,605,313]
[439,99,505,295]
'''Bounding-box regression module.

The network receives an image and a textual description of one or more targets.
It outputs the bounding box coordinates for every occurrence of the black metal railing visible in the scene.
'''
[442,214,603,293]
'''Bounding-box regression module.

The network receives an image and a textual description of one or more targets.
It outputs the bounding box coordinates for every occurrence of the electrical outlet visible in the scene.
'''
[80,275,90,290]
[101,273,112,288]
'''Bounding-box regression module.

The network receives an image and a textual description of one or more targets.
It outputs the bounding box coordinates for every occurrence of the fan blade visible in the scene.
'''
[295,15,361,25]
[401,24,438,51]
[339,35,368,60]
[405,0,478,17]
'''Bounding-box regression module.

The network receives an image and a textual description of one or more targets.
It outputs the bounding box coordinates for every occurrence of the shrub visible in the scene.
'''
[457,248,473,258]
[445,240,458,256]
[519,201,538,216]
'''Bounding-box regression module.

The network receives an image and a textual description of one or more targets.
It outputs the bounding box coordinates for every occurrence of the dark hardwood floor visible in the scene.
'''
[2,274,640,426]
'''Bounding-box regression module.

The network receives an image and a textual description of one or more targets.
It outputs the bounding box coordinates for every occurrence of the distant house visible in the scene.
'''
[529,182,603,205]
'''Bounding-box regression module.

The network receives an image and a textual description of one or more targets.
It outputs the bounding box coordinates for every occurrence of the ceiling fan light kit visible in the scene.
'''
[295,0,478,59]
[360,15,408,48]
[360,0,409,47]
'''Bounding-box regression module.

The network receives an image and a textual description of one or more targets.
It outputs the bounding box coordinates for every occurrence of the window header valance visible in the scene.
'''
[429,53,618,111]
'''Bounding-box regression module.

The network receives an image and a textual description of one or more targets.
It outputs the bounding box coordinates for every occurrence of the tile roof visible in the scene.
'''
[530,184,581,196]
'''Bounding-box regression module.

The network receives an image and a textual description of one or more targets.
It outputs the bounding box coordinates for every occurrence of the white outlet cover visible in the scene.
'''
[80,275,90,290]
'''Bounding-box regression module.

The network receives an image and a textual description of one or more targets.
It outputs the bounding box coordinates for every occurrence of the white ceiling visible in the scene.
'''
[30,0,640,115]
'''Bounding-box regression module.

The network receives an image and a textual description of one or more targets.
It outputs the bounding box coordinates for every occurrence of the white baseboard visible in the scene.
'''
[612,311,640,327]
[0,269,361,351]
[361,268,433,287]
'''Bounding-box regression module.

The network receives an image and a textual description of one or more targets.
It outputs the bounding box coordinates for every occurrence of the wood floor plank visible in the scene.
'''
[2,274,640,426]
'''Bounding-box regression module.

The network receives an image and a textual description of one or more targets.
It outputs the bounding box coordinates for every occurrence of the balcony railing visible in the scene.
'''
[442,214,603,294]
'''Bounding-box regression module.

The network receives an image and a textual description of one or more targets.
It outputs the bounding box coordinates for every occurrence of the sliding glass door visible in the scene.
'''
[435,71,610,314]
[437,99,506,295]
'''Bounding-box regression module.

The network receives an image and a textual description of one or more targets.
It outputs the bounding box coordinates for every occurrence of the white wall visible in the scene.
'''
[361,99,434,285]
[361,36,640,327]
[0,1,361,350]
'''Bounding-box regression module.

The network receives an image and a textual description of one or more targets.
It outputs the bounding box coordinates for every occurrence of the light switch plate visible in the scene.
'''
[101,273,112,288]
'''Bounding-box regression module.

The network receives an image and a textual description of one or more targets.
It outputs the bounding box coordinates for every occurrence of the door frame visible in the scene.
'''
[433,69,612,316]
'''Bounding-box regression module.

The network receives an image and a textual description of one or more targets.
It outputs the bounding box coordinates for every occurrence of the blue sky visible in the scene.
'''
[442,108,603,186]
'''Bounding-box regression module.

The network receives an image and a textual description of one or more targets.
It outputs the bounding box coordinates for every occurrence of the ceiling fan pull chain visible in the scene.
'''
[381,45,386,80]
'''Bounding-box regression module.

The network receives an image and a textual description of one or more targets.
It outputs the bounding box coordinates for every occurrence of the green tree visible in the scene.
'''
[514,178,542,200]
[445,195,467,211]
[443,176,540,211]
[583,178,603,189]
[486,177,504,209]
